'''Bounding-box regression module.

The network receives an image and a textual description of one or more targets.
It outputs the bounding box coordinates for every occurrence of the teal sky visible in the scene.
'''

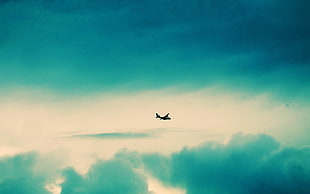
[0,1,309,194]
[0,0,309,98]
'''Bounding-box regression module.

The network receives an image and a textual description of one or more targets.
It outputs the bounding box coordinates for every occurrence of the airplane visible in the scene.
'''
[156,113,171,120]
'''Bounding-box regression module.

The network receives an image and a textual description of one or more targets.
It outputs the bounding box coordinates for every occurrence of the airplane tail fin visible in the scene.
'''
[156,113,160,118]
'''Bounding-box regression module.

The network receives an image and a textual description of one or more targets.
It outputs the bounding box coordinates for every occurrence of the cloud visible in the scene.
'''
[0,133,309,193]
[0,152,50,194]
[61,158,149,194]
[0,0,309,98]
[69,132,152,139]
[0,150,150,194]
[142,133,310,194]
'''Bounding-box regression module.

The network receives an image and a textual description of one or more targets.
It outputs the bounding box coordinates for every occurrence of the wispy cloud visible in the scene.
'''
[69,132,152,139]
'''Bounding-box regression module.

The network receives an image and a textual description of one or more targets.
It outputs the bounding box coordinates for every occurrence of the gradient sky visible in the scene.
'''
[0,0,309,194]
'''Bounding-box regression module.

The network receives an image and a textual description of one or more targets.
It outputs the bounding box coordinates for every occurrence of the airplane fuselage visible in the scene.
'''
[159,117,171,120]
[156,113,171,120]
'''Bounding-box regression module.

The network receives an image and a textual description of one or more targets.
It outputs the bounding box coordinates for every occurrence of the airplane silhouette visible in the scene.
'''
[156,113,171,120]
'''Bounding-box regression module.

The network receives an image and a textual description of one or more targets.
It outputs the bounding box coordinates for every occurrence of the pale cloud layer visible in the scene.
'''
[0,88,309,158]
[0,88,309,193]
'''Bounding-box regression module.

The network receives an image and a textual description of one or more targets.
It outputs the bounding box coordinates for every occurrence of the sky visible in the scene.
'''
[0,0,309,193]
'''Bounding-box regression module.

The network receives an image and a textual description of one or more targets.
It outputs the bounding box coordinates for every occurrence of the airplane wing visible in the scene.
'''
[164,113,170,118]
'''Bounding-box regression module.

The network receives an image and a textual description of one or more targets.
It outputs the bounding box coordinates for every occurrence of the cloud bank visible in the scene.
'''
[142,133,310,194]
[0,0,309,98]
[1,133,309,194]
